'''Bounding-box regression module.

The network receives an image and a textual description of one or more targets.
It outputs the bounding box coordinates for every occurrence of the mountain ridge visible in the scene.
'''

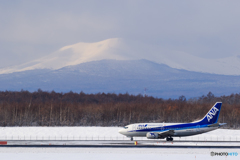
[0,59,240,99]
[1,38,240,75]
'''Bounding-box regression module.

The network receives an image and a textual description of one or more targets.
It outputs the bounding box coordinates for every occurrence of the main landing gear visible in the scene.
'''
[166,137,173,141]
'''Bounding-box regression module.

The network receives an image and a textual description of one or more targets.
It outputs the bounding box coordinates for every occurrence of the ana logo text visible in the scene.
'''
[207,106,219,122]
[138,124,147,128]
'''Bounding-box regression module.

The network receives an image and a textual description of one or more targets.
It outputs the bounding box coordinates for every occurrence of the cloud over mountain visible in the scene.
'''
[1,38,240,75]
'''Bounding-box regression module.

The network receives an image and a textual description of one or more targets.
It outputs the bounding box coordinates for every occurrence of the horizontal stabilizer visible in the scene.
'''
[219,123,227,126]
[208,123,227,127]
[208,123,220,127]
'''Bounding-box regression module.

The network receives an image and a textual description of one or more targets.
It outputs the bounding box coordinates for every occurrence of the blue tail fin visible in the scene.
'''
[198,102,222,125]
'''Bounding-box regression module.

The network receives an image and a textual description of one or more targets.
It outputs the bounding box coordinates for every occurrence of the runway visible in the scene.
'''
[1,140,240,148]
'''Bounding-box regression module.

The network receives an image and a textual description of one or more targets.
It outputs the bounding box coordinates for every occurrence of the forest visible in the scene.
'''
[0,90,239,128]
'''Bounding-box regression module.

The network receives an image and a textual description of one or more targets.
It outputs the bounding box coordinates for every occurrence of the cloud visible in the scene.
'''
[1,0,240,68]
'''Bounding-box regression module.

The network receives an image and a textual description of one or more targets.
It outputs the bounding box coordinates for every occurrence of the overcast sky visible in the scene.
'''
[1,0,240,68]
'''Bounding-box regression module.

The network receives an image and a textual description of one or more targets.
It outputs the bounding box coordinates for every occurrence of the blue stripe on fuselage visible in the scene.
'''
[131,122,208,133]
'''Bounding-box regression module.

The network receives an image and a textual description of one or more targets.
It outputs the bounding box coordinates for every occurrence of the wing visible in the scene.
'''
[157,130,175,138]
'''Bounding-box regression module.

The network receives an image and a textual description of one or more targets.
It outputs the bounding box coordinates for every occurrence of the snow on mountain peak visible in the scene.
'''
[0,38,240,75]
[0,38,133,74]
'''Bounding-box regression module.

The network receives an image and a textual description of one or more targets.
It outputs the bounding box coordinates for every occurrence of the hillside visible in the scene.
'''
[1,59,240,98]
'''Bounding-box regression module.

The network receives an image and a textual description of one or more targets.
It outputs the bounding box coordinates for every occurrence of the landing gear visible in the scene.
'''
[130,137,133,141]
[166,137,173,141]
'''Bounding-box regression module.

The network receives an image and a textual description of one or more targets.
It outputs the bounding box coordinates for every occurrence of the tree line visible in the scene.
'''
[0,90,239,128]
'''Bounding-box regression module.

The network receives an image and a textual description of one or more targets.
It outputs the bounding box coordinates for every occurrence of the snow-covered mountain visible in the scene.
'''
[0,59,240,98]
[0,38,134,74]
[0,38,240,75]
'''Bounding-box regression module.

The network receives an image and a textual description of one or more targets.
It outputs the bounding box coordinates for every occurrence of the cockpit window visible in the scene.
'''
[124,126,128,129]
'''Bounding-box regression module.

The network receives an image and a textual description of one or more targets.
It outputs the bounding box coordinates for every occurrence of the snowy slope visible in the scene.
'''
[0,38,240,75]
[0,38,135,74]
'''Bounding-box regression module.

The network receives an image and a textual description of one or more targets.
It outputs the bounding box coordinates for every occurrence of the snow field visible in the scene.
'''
[0,127,240,141]
[0,148,239,160]
[0,127,239,159]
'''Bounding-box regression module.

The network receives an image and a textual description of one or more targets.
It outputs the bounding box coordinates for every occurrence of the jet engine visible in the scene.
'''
[146,132,159,139]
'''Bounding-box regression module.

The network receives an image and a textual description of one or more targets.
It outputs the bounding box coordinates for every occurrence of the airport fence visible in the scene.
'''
[0,135,240,141]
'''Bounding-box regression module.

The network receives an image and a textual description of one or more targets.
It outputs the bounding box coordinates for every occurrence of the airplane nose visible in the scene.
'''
[118,129,125,135]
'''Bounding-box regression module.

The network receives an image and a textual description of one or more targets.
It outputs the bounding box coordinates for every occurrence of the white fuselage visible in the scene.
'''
[118,123,219,138]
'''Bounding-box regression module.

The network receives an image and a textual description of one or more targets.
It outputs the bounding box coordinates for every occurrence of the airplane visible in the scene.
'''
[118,102,226,141]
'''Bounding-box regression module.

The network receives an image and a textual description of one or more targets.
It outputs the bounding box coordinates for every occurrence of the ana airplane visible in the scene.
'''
[118,102,226,141]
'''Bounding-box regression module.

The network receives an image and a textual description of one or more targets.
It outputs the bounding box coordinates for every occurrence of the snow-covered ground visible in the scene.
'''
[0,148,239,160]
[0,127,239,159]
[0,127,240,141]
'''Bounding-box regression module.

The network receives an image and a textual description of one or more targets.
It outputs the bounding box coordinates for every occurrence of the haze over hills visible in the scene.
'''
[0,38,240,98]
[0,38,240,75]
[0,59,240,99]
